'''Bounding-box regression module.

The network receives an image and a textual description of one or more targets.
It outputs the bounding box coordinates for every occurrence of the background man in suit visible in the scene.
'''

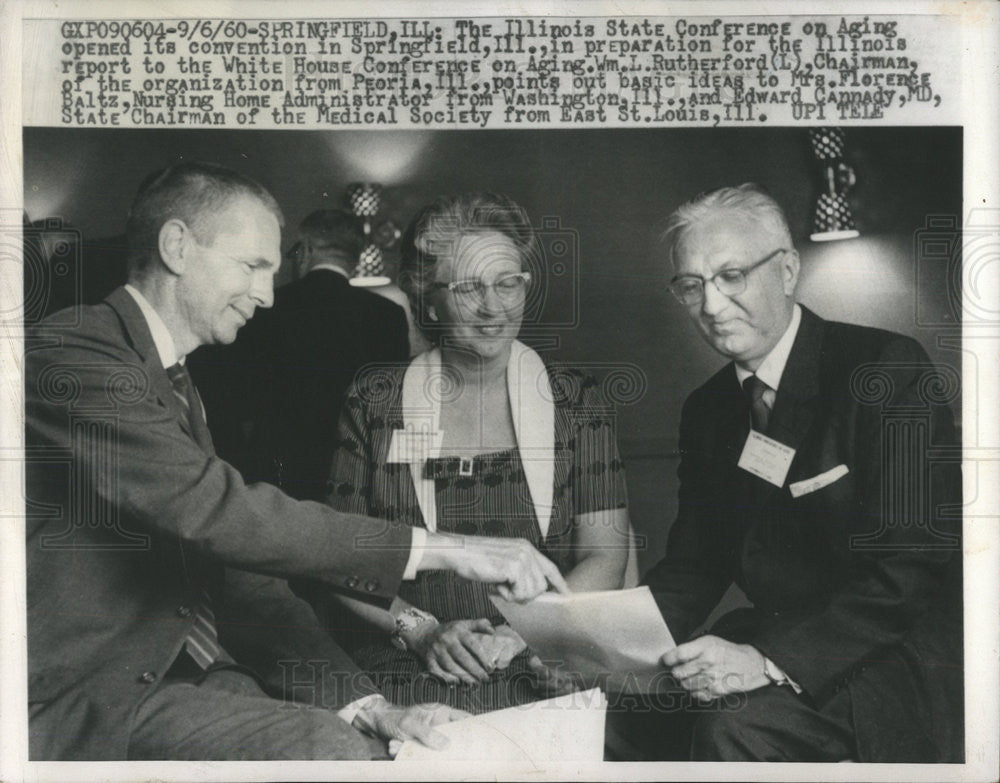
[25,162,567,760]
[194,209,410,500]
[640,184,963,761]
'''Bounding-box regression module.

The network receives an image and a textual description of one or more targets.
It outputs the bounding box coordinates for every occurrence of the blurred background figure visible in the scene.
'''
[191,208,410,500]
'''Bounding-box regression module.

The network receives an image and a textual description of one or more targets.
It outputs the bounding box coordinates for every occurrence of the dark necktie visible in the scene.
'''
[165,362,220,669]
[742,374,772,433]
[166,362,212,451]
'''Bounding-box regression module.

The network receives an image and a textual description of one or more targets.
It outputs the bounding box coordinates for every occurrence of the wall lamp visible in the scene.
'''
[808,128,861,243]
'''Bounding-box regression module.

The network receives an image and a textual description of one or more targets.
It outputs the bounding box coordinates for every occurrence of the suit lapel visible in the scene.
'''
[768,307,824,459]
[715,371,752,466]
[106,287,218,589]
[104,287,207,450]
[183,382,216,454]
[709,370,764,514]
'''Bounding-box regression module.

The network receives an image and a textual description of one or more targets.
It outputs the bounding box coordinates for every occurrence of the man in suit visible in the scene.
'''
[24,162,567,760]
[640,183,963,761]
[195,209,410,501]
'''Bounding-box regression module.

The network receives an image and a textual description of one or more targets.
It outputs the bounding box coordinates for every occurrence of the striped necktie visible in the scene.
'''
[165,362,211,450]
[183,598,220,669]
[166,362,220,668]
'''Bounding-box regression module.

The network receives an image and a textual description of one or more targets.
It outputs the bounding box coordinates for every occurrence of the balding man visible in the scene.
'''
[639,184,963,761]
[25,162,567,760]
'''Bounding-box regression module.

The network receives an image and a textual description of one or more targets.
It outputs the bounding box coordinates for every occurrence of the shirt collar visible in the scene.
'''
[308,263,351,279]
[734,303,802,392]
[124,284,180,368]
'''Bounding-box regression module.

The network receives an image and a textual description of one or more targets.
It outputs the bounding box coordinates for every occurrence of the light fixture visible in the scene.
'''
[346,182,401,287]
[808,128,860,243]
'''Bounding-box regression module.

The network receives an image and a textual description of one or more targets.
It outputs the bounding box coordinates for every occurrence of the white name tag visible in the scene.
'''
[737,430,796,488]
[387,427,443,464]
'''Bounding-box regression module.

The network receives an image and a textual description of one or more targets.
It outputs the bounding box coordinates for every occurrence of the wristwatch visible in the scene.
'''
[390,606,438,651]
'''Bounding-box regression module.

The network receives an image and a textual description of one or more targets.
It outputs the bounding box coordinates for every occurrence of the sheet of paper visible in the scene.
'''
[491,586,675,692]
[393,688,606,764]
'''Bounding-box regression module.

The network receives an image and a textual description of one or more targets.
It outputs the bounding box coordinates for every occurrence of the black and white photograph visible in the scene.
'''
[1,3,997,781]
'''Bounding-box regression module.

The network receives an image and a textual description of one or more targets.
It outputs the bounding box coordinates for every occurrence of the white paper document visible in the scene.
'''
[491,586,675,692]
[394,689,606,764]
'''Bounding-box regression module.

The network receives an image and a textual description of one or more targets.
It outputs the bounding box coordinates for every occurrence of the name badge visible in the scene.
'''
[737,430,796,488]
[387,427,443,464]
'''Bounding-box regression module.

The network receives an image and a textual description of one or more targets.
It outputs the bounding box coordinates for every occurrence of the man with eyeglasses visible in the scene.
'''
[24,162,569,761]
[635,183,962,762]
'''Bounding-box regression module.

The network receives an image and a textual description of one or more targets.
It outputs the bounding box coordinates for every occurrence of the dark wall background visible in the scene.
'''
[23,126,962,585]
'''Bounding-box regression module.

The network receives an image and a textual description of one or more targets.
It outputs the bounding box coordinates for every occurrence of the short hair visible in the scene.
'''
[399,193,537,343]
[659,183,793,267]
[125,161,283,277]
[298,209,365,261]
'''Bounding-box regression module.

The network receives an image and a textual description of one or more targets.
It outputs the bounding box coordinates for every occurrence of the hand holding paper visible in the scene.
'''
[663,635,770,701]
[353,699,469,757]
[491,586,675,692]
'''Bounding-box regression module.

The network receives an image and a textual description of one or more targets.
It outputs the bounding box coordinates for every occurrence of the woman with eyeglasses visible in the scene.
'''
[318,193,631,713]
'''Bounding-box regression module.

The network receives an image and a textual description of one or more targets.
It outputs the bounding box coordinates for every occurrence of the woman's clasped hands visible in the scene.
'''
[405,620,527,685]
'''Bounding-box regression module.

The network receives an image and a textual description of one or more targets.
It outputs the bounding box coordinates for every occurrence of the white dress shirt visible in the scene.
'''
[734,303,802,410]
[125,284,180,368]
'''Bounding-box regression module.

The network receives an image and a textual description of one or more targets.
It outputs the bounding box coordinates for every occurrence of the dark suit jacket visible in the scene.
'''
[643,306,963,762]
[25,287,413,760]
[191,269,409,501]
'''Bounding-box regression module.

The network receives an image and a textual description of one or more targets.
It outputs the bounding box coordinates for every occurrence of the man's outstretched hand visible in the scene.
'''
[422,532,570,602]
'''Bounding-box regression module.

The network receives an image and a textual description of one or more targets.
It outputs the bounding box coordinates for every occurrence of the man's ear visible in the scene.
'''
[158,219,190,276]
[782,249,800,296]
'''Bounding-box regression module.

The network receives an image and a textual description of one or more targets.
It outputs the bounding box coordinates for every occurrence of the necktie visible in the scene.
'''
[165,362,220,669]
[166,362,212,451]
[184,599,220,669]
[742,374,772,433]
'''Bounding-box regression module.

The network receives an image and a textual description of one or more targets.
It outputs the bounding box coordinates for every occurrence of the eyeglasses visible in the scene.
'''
[432,271,532,303]
[668,248,787,306]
